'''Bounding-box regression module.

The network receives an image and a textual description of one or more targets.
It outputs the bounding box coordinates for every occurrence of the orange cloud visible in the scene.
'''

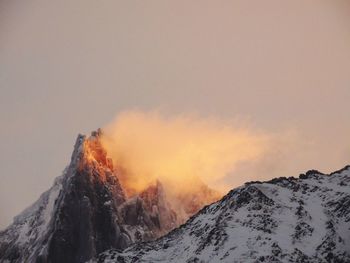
[101,110,271,197]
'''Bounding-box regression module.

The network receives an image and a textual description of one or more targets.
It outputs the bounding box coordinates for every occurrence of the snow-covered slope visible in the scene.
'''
[95,166,350,263]
[0,174,64,262]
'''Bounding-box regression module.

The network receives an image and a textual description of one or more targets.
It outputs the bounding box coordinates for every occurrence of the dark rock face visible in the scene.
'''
[0,131,179,263]
[46,140,128,263]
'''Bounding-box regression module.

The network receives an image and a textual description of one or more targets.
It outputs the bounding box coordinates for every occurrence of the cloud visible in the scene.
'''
[101,110,272,195]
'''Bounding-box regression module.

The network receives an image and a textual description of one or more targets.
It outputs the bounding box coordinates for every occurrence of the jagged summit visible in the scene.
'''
[0,131,126,262]
[0,131,183,263]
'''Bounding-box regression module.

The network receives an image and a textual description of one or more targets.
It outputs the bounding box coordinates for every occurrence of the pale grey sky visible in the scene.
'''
[1,0,350,229]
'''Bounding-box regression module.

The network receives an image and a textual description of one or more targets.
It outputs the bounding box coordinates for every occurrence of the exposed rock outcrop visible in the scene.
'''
[0,131,180,263]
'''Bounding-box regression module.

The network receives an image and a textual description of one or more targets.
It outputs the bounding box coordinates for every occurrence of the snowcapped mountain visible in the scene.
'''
[1,130,350,263]
[95,167,350,263]
[0,131,182,263]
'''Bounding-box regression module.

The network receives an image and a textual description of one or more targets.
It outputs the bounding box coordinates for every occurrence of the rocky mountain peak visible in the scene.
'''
[0,131,193,262]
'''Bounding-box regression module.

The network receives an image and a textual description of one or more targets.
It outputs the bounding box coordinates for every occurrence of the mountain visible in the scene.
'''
[2,130,350,263]
[0,130,183,263]
[94,166,350,263]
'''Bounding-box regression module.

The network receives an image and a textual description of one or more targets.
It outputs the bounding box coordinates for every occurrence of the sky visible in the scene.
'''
[0,0,350,229]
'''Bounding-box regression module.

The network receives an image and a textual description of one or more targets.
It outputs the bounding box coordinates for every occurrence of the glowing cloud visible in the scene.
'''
[101,110,271,197]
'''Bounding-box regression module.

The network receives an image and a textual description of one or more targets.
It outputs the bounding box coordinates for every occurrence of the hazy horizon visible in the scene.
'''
[0,0,349,229]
